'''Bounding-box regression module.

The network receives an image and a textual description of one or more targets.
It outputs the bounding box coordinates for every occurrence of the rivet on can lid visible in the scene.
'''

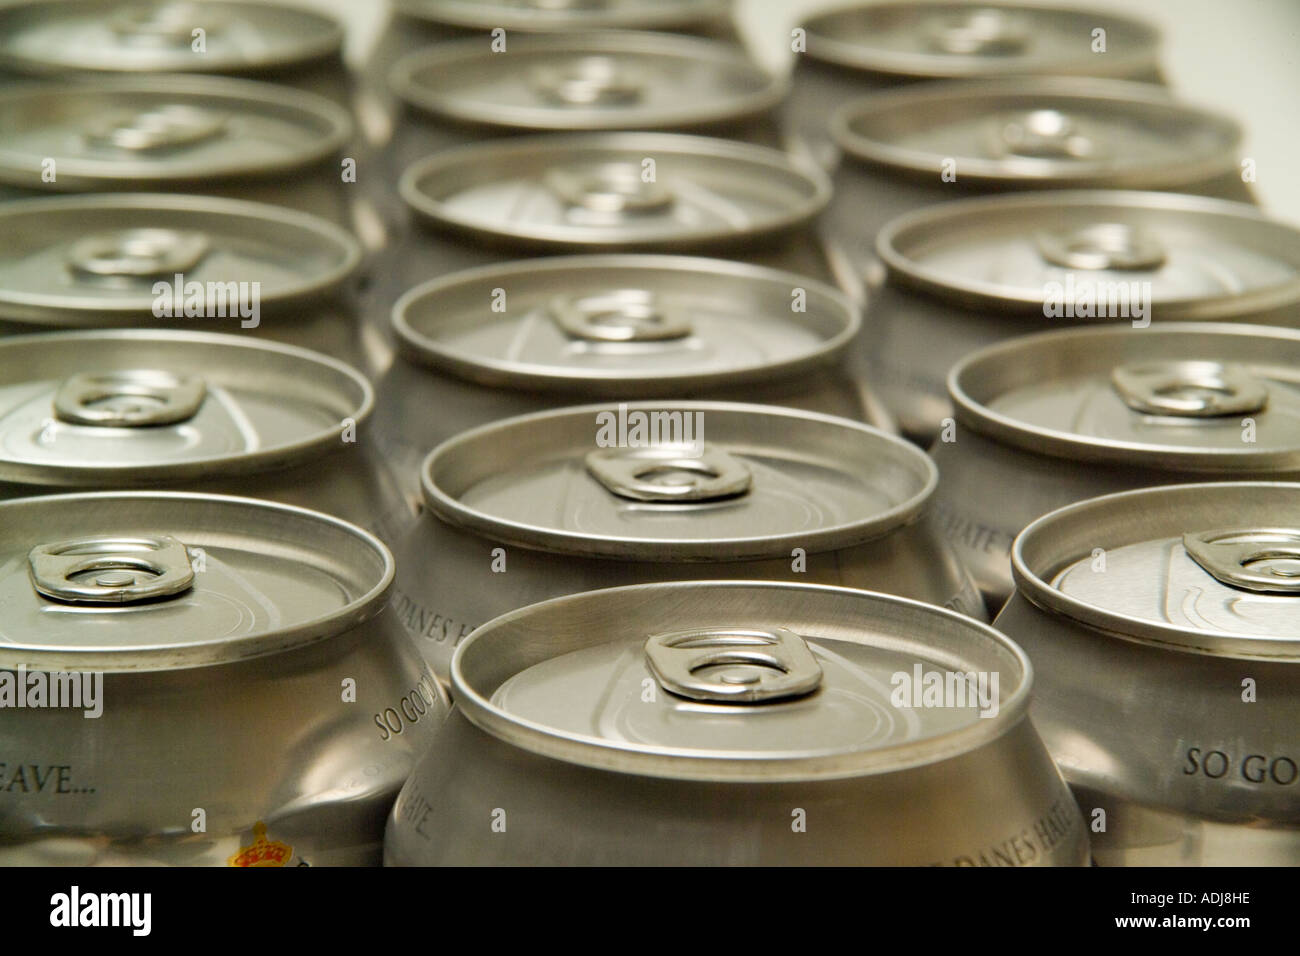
[1035,222,1166,271]
[923,7,1029,55]
[987,109,1103,160]
[1110,361,1269,418]
[83,105,228,152]
[585,443,752,502]
[530,57,646,107]
[67,229,211,280]
[1183,529,1300,595]
[111,2,226,43]
[53,370,208,427]
[548,289,692,342]
[28,534,196,605]
[544,164,675,215]
[643,626,824,704]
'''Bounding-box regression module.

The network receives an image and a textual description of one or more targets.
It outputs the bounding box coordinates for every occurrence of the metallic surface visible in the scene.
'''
[386,580,1086,865]
[0,492,447,865]
[389,0,734,33]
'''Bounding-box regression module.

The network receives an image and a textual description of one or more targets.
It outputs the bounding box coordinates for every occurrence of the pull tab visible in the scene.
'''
[29,535,196,605]
[549,290,692,342]
[1036,223,1166,271]
[1184,529,1300,594]
[54,371,207,427]
[988,109,1103,160]
[586,443,751,502]
[84,105,228,152]
[545,164,674,216]
[531,57,646,107]
[923,8,1029,55]
[523,0,607,9]
[1111,361,1269,418]
[110,2,222,44]
[644,626,823,703]
[67,229,210,280]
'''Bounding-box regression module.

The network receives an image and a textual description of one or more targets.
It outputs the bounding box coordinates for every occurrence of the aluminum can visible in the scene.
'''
[373,254,894,512]
[386,579,1088,866]
[995,481,1300,866]
[0,491,447,866]
[929,323,1300,614]
[392,400,985,687]
[0,330,412,545]
[869,191,1300,440]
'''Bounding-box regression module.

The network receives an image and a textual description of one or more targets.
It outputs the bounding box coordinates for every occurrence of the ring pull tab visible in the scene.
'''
[988,109,1103,160]
[585,442,751,503]
[29,535,197,605]
[1036,223,1166,271]
[644,626,823,704]
[54,370,207,427]
[522,0,607,10]
[544,164,675,216]
[1183,529,1300,594]
[111,2,223,43]
[531,57,646,107]
[549,290,692,343]
[67,229,211,280]
[923,7,1029,55]
[84,105,228,152]
[1111,361,1269,418]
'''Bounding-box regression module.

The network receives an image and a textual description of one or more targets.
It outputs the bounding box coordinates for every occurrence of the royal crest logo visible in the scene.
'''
[227,822,292,867]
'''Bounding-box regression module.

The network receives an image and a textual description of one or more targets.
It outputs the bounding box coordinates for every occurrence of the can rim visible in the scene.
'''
[391,254,860,393]
[0,491,395,672]
[0,76,353,187]
[390,0,733,32]
[450,580,1033,782]
[0,0,344,77]
[801,1,1160,79]
[830,77,1242,188]
[0,192,362,324]
[1011,481,1300,661]
[420,401,937,560]
[397,132,832,250]
[0,329,374,486]
[389,31,787,132]
[948,322,1300,472]
[877,190,1300,318]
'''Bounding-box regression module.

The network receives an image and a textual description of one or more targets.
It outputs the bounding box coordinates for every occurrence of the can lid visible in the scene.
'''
[398,133,830,250]
[950,324,1300,472]
[0,330,370,486]
[0,76,351,188]
[1012,482,1300,660]
[451,581,1029,782]
[0,492,393,672]
[390,32,784,132]
[421,401,935,560]
[0,1,342,76]
[802,2,1159,79]
[832,78,1241,189]
[393,255,857,393]
[879,191,1300,319]
[0,194,360,326]
[391,0,732,32]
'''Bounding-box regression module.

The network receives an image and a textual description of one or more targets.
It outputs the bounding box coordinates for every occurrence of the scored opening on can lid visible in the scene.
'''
[0,330,372,486]
[420,401,936,561]
[0,193,361,326]
[391,0,733,32]
[1012,482,1300,660]
[397,132,831,250]
[949,323,1300,472]
[831,78,1241,188]
[0,492,394,672]
[450,581,1031,782]
[390,32,786,132]
[878,191,1300,319]
[0,0,343,76]
[801,2,1159,79]
[392,255,859,393]
[0,76,351,188]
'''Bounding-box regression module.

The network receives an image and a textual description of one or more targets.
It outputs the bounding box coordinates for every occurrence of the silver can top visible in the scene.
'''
[0,330,370,487]
[879,191,1300,320]
[1013,482,1300,660]
[0,76,351,189]
[393,255,857,393]
[452,581,1028,781]
[391,0,732,32]
[390,32,784,132]
[802,2,1159,79]
[0,194,360,326]
[832,78,1240,189]
[0,492,393,672]
[399,133,830,250]
[0,1,343,76]
[951,324,1300,472]
[421,401,936,560]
